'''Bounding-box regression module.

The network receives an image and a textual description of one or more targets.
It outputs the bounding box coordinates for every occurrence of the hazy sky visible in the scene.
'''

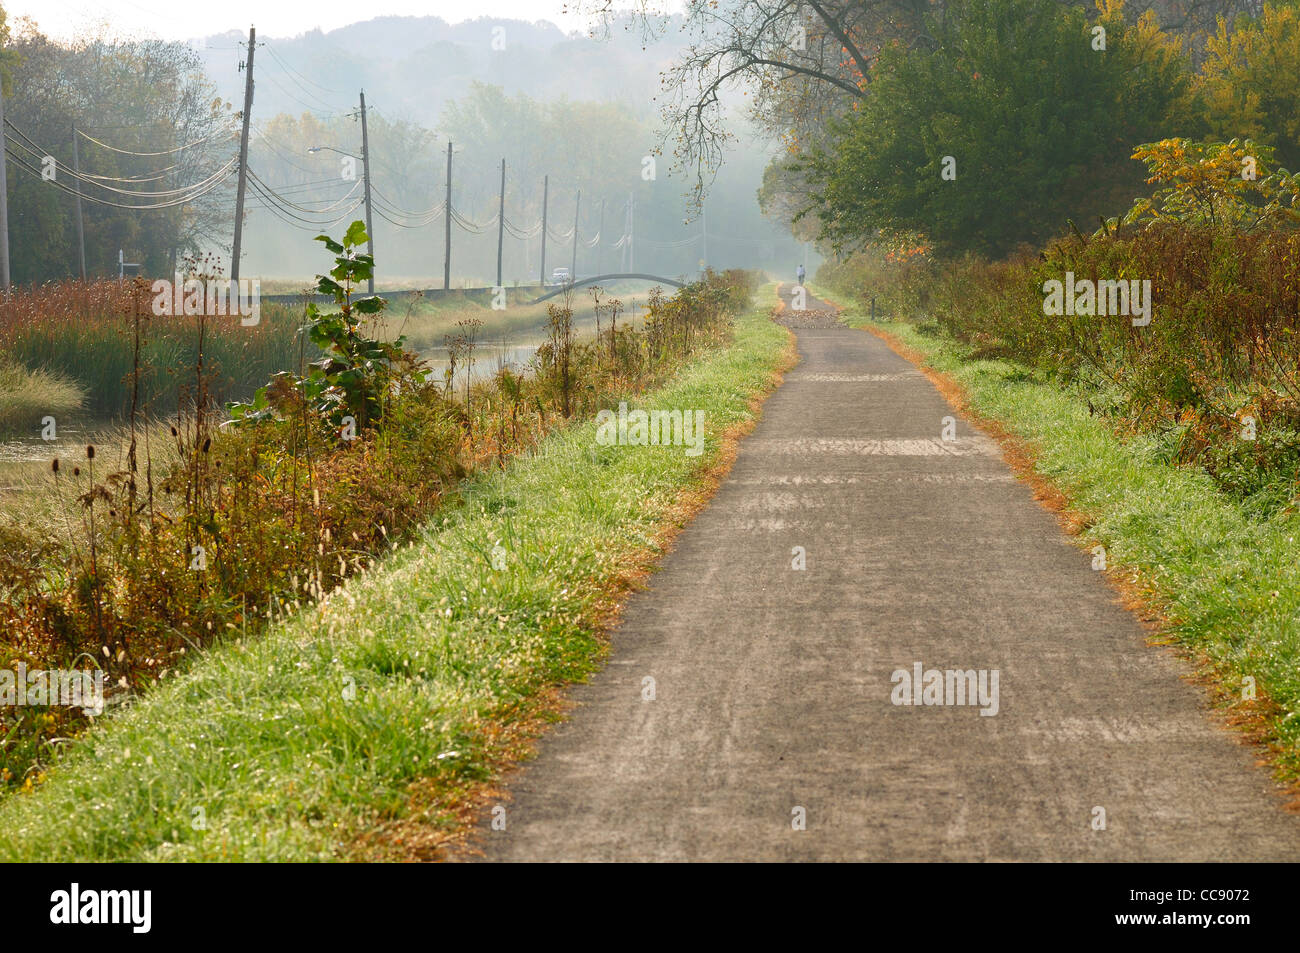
[5,0,630,42]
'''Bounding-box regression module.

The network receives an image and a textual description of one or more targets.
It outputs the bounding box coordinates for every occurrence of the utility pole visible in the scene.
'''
[71,125,87,280]
[0,79,8,299]
[496,158,505,288]
[621,196,629,272]
[358,90,375,294]
[629,191,635,273]
[570,190,580,280]
[539,174,548,287]
[596,198,604,276]
[701,202,708,274]
[443,140,452,291]
[231,26,255,283]
[0,67,15,297]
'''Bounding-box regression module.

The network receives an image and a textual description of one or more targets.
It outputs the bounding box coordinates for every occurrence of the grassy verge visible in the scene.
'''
[0,361,83,437]
[0,291,791,861]
[829,293,1300,785]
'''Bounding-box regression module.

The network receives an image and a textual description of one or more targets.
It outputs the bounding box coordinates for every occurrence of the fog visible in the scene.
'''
[202,15,814,284]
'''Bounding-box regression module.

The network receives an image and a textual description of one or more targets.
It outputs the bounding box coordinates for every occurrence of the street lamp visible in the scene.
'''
[308,145,357,158]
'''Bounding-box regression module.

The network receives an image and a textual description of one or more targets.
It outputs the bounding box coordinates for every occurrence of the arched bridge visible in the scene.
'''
[529,273,685,304]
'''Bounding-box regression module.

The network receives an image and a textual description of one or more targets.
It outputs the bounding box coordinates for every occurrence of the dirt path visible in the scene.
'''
[470,284,1300,861]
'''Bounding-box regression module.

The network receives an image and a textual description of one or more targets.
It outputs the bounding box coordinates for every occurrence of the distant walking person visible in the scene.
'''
[796,264,806,285]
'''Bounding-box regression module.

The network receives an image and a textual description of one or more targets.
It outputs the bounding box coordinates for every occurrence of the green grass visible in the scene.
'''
[2,304,305,418]
[0,293,789,861]
[0,361,84,438]
[837,301,1300,781]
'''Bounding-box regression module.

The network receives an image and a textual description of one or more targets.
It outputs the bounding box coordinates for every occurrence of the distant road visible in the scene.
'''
[470,284,1300,861]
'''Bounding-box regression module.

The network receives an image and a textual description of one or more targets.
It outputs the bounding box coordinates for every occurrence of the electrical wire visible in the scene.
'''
[370,183,445,219]
[263,43,343,97]
[638,234,702,248]
[259,69,341,118]
[248,188,364,232]
[11,108,659,260]
[76,125,229,157]
[77,165,184,184]
[246,175,361,221]
[6,122,237,198]
[247,167,362,212]
[4,146,235,209]
[246,174,364,227]
[503,215,543,239]
[253,126,335,175]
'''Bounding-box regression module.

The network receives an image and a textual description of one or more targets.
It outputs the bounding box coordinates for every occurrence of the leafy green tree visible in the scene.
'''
[1200,4,1300,172]
[1115,137,1300,231]
[3,20,236,282]
[797,0,1193,257]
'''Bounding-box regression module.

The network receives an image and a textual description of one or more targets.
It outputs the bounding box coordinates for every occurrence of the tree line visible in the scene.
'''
[601,0,1298,258]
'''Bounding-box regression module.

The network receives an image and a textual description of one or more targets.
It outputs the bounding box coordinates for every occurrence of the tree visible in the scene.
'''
[3,20,237,282]
[583,1,932,205]
[1200,4,1300,172]
[583,0,1261,226]
[796,0,1193,257]
[1116,137,1300,230]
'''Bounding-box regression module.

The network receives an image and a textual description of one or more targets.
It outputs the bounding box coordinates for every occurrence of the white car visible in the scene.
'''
[549,267,571,286]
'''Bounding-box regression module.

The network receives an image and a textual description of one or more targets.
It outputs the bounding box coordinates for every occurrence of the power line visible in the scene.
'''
[78,165,185,184]
[251,125,330,175]
[263,43,343,97]
[6,120,238,198]
[369,182,444,219]
[4,145,235,210]
[76,125,231,157]
[246,174,363,227]
[247,167,362,213]
[249,191,364,232]
[259,69,341,118]
[5,127,238,199]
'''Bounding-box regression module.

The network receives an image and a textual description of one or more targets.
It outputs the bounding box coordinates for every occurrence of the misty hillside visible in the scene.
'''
[196,15,687,128]
[189,14,802,281]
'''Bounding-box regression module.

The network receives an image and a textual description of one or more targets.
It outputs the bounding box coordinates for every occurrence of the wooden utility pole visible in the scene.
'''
[701,202,708,272]
[625,191,635,272]
[358,91,375,294]
[71,125,87,280]
[539,174,548,287]
[621,196,629,272]
[596,198,604,276]
[443,140,452,291]
[0,81,9,298]
[231,26,255,282]
[570,190,580,280]
[496,158,505,288]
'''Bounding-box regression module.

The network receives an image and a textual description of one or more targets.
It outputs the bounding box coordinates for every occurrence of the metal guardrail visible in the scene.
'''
[259,285,517,305]
[259,274,687,306]
[527,273,686,304]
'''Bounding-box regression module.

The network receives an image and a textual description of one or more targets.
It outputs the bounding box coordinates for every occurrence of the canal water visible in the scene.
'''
[0,294,652,471]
